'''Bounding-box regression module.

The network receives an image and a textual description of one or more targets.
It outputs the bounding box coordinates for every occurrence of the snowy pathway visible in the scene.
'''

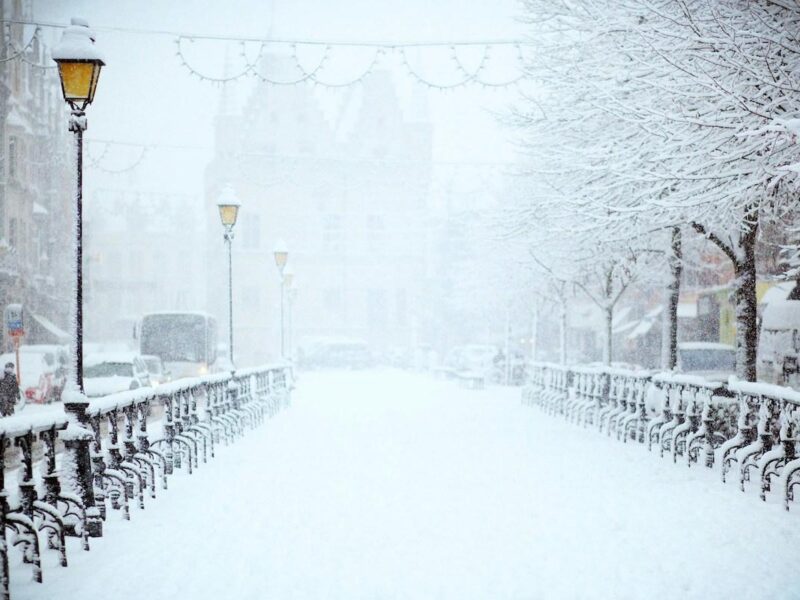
[14,371,800,599]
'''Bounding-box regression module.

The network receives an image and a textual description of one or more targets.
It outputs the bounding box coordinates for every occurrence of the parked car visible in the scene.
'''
[302,339,372,369]
[758,282,800,387]
[83,353,151,397]
[0,344,69,404]
[142,354,170,386]
[677,342,736,382]
[462,344,499,375]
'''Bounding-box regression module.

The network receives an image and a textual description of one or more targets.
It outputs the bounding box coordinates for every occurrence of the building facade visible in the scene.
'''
[205,61,433,366]
[0,1,74,350]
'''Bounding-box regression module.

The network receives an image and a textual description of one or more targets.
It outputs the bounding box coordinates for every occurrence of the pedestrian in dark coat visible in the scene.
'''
[0,362,19,416]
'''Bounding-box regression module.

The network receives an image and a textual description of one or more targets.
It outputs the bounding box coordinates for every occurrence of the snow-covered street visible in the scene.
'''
[12,370,800,600]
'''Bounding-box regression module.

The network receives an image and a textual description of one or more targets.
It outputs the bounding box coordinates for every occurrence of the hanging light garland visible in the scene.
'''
[1,24,57,70]
[1,17,529,90]
[174,36,526,90]
[86,140,150,174]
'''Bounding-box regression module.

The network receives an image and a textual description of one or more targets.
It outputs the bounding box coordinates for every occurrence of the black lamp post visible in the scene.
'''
[273,240,288,358]
[217,187,240,368]
[52,17,104,394]
[52,17,105,538]
[282,266,294,360]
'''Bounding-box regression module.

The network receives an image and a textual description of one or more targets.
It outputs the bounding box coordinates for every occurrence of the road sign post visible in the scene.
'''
[4,304,24,381]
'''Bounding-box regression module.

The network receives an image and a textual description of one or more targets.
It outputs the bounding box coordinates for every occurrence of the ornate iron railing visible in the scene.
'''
[0,364,292,599]
[523,362,800,511]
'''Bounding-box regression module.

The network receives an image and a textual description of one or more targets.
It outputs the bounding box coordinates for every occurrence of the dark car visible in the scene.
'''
[305,340,372,369]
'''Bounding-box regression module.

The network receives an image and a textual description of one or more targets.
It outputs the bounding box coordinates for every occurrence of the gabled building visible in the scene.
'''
[204,60,433,366]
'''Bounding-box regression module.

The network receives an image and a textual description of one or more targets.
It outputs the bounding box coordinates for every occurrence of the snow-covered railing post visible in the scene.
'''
[0,365,290,597]
[658,383,683,459]
[162,394,176,473]
[722,381,800,507]
[61,393,102,538]
[780,409,800,510]
[720,390,760,484]
[520,362,800,511]
[227,377,241,435]
[0,437,9,600]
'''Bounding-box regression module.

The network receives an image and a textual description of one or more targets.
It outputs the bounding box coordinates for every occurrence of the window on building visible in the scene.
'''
[242,214,260,250]
[9,218,17,249]
[324,214,343,251]
[244,286,261,311]
[367,288,387,330]
[396,289,407,326]
[325,288,342,311]
[8,137,17,180]
[367,214,384,252]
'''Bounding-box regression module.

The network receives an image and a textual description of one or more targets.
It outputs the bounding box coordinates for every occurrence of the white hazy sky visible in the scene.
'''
[34,0,527,196]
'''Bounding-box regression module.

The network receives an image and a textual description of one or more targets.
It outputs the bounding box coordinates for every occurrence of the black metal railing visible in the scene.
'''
[523,362,800,511]
[0,364,292,600]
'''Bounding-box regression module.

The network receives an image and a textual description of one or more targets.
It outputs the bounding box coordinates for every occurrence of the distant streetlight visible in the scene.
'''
[273,241,289,358]
[217,186,240,368]
[53,17,105,394]
[282,264,294,289]
[273,239,288,274]
[287,283,298,361]
[52,16,105,538]
[279,264,294,359]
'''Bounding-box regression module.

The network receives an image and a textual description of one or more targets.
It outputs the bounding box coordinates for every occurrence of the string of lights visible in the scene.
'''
[0,22,38,63]
[2,23,57,69]
[86,141,149,174]
[1,18,530,89]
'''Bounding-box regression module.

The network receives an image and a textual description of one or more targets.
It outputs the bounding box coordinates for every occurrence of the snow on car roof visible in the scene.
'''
[762,297,800,331]
[142,310,213,318]
[678,342,735,351]
[18,344,66,354]
[84,352,141,366]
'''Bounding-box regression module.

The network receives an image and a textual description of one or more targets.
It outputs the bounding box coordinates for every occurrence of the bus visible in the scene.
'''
[139,312,218,380]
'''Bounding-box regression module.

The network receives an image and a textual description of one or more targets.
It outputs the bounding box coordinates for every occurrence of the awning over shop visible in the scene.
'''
[31,313,70,343]
[626,306,663,340]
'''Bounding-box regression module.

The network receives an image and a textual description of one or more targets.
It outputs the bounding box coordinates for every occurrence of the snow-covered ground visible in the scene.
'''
[12,370,800,599]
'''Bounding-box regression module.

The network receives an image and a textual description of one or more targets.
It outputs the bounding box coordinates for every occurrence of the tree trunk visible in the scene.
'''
[559,298,567,365]
[734,216,759,382]
[603,305,613,366]
[662,227,682,370]
[530,300,539,362]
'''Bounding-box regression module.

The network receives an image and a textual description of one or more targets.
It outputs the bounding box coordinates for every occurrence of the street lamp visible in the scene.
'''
[217,186,240,368]
[280,265,294,360]
[273,240,289,358]
[287,282,298,361]
[52,16,105,539]
[53,17,105,394]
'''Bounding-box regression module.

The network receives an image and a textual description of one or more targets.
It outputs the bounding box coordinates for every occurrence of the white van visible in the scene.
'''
[758,282,800,387]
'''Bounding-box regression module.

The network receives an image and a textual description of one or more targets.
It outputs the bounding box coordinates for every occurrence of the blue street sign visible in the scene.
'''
[5,304,23,334]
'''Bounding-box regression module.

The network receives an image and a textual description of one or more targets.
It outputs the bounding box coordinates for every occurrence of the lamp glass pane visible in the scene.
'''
[274,251,288,269]
[58,62,97,102]
[218,204,239,227]
[88,63,102,102]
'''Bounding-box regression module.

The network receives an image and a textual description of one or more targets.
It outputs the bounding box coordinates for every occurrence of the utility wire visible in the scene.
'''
[85,138,517,167]
[0,17,529,48]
